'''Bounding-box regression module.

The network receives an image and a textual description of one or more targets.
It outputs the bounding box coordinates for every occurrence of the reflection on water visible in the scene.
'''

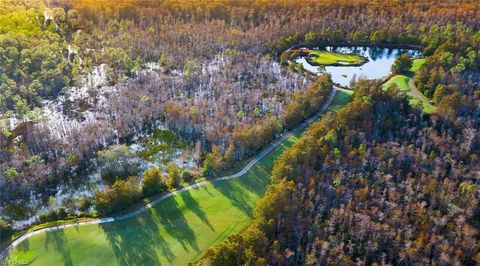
[295,46,421,87]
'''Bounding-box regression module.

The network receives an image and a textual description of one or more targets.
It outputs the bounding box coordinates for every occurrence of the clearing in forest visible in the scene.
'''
[383,58,435,113]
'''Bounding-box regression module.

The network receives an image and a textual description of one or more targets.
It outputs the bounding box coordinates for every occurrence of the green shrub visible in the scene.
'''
[202,146,223,177]
[141,167,167,197]
[97,145,140,184]
[181,170,194,182]
[94,176,141,215]
[0,218,13,240]
[391,53,413,74]
[77,196,93,212]
[166,163,183,188]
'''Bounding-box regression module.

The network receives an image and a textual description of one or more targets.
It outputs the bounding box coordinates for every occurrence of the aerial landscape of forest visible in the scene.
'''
[0,0,479,265]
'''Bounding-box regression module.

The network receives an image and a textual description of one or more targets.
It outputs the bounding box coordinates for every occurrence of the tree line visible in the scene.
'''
[201,78,480,265]
[1,0,479,247]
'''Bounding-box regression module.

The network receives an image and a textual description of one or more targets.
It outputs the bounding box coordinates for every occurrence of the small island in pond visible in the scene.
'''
[290,47,368,66]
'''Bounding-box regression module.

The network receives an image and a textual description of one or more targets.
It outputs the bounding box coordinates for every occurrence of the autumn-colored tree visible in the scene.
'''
[202,145,223,176]
[166,163,183,188]
[141,167,167,197]
[94,176,141,215]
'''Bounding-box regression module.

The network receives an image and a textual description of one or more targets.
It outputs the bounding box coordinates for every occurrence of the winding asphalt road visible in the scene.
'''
[408,78,435,109]
[0,88,339,261]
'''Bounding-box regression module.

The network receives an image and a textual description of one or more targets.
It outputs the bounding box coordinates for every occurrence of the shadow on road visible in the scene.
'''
[99,209,174,265]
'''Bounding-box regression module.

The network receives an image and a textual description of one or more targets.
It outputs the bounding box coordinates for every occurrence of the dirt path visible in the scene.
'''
[0,88,339,261]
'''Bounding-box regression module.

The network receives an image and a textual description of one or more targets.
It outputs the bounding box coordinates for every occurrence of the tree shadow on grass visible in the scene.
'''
[44,229,73,266]
[152,197,200,253]
[16,238,29,252]
[210,140,291,218]
[180,190,214,231]
[210,169,269,219]
[99,209,174,265]
[11,239,38,265]
[202,185,214,197]
[211,181,254,218]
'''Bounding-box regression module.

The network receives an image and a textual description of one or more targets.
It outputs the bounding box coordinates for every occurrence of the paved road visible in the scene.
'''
[408,78,435,108]
[0,88,338,261]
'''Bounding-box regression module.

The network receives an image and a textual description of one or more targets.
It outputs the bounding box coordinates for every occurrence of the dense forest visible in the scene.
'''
[1,0,480,263]
[201,80,480,265]
[195,1,479,265]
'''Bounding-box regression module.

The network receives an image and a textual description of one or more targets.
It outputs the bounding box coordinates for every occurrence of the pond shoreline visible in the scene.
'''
[289,44,422,88]
[286,41,422,53]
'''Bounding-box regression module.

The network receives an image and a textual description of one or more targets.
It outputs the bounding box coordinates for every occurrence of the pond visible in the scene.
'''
[295,46,422,87]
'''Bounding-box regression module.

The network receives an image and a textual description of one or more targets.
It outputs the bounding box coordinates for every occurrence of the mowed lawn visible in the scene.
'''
[410,58,426,72]
[382,75,410,92]
[382,58,435,113]
[6,91,352,266]
[7,143,288,266]
[307,50,366,66]
[329,89,353,112]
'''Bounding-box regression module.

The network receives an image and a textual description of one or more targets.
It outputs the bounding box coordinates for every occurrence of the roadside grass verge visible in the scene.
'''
[329,89,353,112]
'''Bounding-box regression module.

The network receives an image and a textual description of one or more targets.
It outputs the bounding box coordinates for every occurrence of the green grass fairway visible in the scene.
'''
[307,50,366,66]
[410,58,426,72]
[382,58,434,113]
[330,89,353,112]
[5,91,352,266]
[382,75,410,92]
[417,100,436,114]
[6,143,288,266]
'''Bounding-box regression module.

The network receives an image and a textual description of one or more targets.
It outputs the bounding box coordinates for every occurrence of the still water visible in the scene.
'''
[295,46,421,87]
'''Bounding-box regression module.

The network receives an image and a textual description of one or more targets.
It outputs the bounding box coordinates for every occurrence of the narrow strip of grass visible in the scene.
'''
[329,89,353,112]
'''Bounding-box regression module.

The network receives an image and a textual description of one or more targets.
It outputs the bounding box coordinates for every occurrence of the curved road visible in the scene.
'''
[0,88,338,261]
[408,78,434,108]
